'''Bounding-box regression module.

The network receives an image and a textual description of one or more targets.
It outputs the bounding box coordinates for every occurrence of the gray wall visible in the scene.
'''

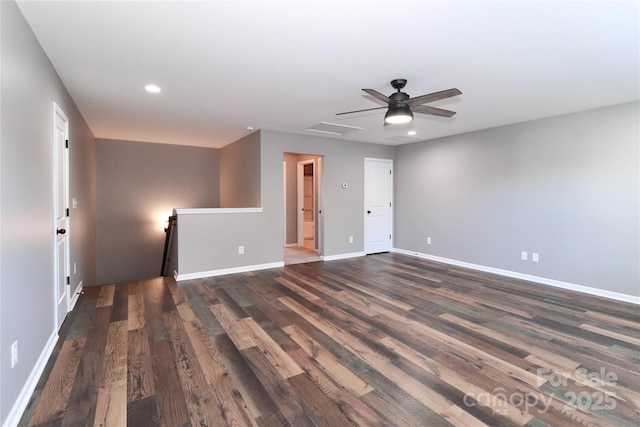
[219,131,261,208]
[261,130,395,257]
[395,102,639,297]
[176,210,272,275]
[172,131,394,278]
[96,138,219,284]
[1,1,96,423]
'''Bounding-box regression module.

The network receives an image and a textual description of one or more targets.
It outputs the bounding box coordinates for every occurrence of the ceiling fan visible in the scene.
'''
[337,79,462,124]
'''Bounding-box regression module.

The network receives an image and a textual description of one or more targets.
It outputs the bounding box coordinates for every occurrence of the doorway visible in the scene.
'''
[283,153,323,265]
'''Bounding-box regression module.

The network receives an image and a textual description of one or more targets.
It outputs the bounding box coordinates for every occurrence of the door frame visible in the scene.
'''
[52,102,70,329]
[364,157,393,254]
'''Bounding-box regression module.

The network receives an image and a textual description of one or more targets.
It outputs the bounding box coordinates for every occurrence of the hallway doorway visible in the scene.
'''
[283,153,323,265]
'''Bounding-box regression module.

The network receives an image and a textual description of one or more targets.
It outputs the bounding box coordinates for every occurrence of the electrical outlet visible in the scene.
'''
[238,246,244,255]
[427,237,432,245]
[532,252,539,262]
[521,251,528,261]
[74,262,77,275]
[11,341,18,368]
[348,236,353,243]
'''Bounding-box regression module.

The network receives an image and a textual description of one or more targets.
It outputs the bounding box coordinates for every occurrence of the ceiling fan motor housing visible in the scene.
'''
[389,91,410,105]
[390,78,408,90]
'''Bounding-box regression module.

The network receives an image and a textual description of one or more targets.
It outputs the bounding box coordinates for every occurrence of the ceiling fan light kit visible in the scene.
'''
[338,78,461,125]
[384,104,413,124]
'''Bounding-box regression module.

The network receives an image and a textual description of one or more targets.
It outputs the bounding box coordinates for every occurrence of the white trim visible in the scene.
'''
[3,331,59,427]
[68,281,83,311]
[283,160,287,246]
[321,252,366,261]
[174,207,263,215]
[392,248,640,305]
[174,261,284,281]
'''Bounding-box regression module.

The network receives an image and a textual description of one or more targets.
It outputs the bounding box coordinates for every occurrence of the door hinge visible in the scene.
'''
[389,170,392,175]
[389,234,392,239]
[65,139,69,149]
[66,208,70,217]
[66,276,70,285]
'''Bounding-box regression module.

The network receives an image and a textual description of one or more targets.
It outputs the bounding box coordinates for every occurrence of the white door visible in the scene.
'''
[53,103,70,329]
[364,158,393,254]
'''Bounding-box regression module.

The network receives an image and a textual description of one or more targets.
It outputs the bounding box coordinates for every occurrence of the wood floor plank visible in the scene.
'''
[212,333,286,422]
[29,338,86,426]
[93,379,127,427]
[182,282,226,336]
[283,324,373,397]
[275,276,321,302]
[287,372,360,426]
[60,307,110,426]
[109,283,129,323]
[162,310,227,427]
[127,328,155,403]
[286,348,382,426]
[211,303,258,350]
[380,335,528,426]
[172,299,259,426]
[127,282,145,331]
[96,284,115,308]
[18,253,640,427]
[127,396,159,427]
[102,321,127,385]
[241,316,304,379]
[580,322,640,346]
[150,339,190,427]
[239,346,317,427]
[278,294,493,425]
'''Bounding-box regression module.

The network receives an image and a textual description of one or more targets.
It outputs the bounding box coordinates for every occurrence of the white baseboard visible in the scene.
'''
[392,248,640,305]
[321,251,366,261]
[3,330,59,427]
[68,281,83,311]
[175,261,285,281]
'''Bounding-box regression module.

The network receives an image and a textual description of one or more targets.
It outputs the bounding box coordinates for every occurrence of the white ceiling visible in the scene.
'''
[17,1,640,149]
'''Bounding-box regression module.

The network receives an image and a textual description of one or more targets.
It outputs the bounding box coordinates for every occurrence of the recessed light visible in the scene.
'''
[145,84,161,93]
[408,130,417,136]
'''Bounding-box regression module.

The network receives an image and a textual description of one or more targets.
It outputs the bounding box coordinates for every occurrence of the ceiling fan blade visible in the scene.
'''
[406,88,462,106]
[336,106,387,116]
[412,105,457,117]
[362,89,390,103]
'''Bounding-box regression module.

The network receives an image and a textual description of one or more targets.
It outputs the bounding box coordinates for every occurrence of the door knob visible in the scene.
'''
[57,228,66,235]
[367,210,372,214]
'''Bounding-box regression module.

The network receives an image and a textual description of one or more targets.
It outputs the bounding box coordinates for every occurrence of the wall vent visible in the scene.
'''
[305,122,364,136]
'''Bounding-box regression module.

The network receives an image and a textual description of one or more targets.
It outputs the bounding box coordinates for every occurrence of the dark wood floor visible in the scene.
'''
[19,253,640,426]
